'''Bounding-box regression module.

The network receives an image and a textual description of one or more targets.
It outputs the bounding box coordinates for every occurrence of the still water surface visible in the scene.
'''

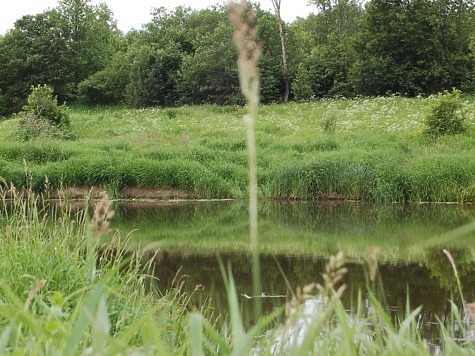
[111,200,474,343]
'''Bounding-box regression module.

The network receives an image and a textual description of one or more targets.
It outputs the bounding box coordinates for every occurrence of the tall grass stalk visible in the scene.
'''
[230,1,262,319]
[443,248,466,313]
[0,187,196,354]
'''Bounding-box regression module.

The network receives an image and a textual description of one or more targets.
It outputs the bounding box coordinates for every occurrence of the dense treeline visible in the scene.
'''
[0,0,474,115]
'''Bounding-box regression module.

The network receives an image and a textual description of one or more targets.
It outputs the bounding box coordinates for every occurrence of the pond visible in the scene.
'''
[110,200,475,346]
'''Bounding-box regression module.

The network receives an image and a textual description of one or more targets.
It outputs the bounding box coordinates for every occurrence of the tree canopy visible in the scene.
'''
[0,0,474,115]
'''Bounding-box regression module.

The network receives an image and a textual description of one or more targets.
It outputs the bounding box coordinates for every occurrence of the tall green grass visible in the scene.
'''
[0,157,474,354]
[0,187,196,354]
[268,151,475,202]
[0,95,473,202]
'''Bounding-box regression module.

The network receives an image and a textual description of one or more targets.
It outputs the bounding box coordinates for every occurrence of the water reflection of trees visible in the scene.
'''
[141,252,474,342]
[425,248,475,293]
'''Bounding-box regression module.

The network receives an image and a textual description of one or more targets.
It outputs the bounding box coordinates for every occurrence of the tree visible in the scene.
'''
[126,44,182,107]
[0,0,120,114]
[178,21,241,105]
[256,8,289,103]
[57,0,120,91]
[293,33,357,99]
[175,7,242,105]
[424,89,467,136]
[16,85,73,141]
[0,10,72,115]
[271,0,290,102]
[78,50,131,104]
[351,0,475,96]
[288,0,362,99]
[309,0,362,36]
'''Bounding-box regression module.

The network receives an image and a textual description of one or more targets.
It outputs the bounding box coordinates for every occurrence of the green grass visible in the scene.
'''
[0,97,474,202]
[0,189,192,354]
[0,188,474,354]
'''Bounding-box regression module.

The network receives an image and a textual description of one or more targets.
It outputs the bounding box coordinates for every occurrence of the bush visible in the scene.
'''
[78,52,131,105]
[424,89,467,137]
[17,85,74,141]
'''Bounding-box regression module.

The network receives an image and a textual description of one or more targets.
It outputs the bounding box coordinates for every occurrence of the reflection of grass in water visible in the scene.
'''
[116,201,474,261]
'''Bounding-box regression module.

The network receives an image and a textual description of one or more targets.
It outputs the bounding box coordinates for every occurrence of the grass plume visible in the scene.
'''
[230,1,262,318]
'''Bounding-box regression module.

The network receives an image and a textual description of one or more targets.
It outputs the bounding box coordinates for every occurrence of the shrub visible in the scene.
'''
[292,64,314,101]
[424,89,467,137]
[78,51,131,105]
[16,85,74,141]
[321,113,338,135]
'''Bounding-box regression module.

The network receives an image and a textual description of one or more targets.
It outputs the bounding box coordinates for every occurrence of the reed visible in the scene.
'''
[230,0,263,319]
[0,187,195,353]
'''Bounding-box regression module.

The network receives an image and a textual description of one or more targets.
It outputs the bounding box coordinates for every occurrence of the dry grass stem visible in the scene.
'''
[229,1,261,117]
[443,248,465,309]
[90,191,115,241]
[317,251,347,293]
[230,1,262,317]
[285,253,347,320]
[367,247,381,283]
[24,279,47,310]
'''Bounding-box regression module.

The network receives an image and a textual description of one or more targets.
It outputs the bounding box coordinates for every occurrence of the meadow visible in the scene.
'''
[0,96,474,202]
[0,96,474,354]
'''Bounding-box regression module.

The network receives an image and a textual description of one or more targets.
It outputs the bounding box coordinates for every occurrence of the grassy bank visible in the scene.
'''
[0,190,473,353]
[0,96,474,202]
[0,189,195,354]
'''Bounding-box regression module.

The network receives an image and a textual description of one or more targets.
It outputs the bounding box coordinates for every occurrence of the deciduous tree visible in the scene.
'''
[271,0,290,102]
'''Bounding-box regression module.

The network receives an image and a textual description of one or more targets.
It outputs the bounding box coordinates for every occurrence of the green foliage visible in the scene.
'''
[287,1,362,100]
[0,10,71,115]
[57,0,121,90]
[269,157,375,200]
[321,112,338,134]
[424,89,468,137]
[178,21,241,105]
[23,85,70,126]
[292,63,314,101]
[0,0,120,114]
[0,97,474,202]
[352,0,474,96]
[1,0,474,109]
[0,190,188,353]
[16,85,74,141]
[78,51,131,105]
[126,45,182,108]
[0,142,73,164]
[256,9,287,103]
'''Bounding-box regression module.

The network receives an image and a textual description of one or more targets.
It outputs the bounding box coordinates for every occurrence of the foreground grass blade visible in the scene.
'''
[64,282,106,354]
[190,312,203,356]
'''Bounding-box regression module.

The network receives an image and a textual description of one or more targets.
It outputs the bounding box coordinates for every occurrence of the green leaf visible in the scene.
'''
[189,312,203,356]
[64,282,106,355]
